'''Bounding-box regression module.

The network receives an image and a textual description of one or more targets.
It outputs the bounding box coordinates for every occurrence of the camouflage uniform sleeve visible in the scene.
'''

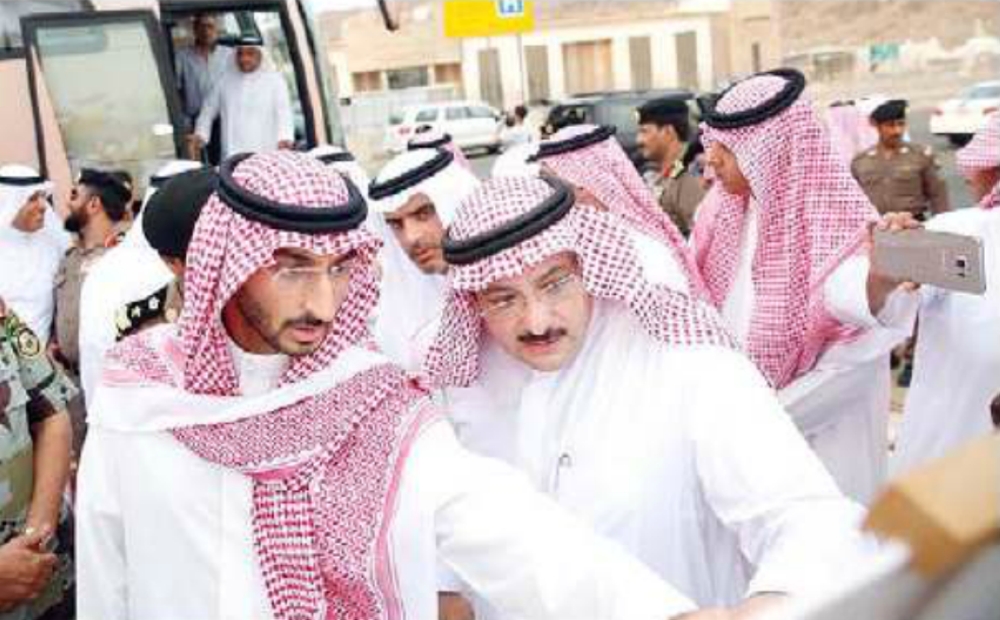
[921,146,950,214]
[1,311,77,426]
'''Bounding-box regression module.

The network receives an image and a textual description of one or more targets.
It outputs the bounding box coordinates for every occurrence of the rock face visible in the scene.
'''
[780,0,1000,53]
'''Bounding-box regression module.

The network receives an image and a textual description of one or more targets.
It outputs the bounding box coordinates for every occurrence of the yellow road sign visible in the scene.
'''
[444,1,535,38]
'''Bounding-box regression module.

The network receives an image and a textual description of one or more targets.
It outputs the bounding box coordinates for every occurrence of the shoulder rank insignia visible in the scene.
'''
[116,286,170,341]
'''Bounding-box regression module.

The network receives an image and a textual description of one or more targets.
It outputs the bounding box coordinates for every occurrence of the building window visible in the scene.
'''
[675,32,699,90]
[629,36,653,90]
[352,71,383,93]
[478,48,504,109]
[434,63,462,85]
[525,45,550,103]
[562,39,613,95]
[386,66,430,90]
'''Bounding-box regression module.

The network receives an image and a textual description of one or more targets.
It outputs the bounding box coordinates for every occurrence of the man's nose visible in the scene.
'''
[521,296,553,335]
[301,277,340,323]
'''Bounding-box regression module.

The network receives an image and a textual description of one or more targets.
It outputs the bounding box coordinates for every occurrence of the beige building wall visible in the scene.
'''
[459,13,719,108]
[323,0,779,104]
[323,3,463,97]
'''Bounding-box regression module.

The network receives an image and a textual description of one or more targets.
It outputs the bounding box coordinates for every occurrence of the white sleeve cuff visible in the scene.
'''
[824,255,879,328]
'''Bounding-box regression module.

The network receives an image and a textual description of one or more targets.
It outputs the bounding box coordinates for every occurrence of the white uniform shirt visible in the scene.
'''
[76,343,695,620]
[77,223,174,401]
[891,208,1000,475]
[195,67,294,158]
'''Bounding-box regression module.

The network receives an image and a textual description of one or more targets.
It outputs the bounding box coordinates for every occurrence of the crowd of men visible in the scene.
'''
[0,62,997,620]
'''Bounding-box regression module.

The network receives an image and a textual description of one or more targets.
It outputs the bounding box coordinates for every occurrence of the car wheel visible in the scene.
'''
[948,134,972,147]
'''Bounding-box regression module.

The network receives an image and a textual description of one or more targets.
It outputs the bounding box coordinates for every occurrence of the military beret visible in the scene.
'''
[142,167,217,260]
[870,99,908,123]
[636,97,690,126]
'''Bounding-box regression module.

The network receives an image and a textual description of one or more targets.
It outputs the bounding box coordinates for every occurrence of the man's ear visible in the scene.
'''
[663,124,679,143]
[87,195,104,216]
[164,257,186,280]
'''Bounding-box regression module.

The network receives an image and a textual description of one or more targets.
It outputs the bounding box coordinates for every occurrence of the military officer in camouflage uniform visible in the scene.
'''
[0,300,75,620]
[851,99,950,220]
[636,97,706,237]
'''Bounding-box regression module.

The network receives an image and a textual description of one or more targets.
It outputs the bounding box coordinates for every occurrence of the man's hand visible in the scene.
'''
[438,592,474,620]
[0,528,58,611]
[186,134,205,161]
[277,140,294,150]
[10,196,45,233]
[730,593,788,619]
[866,211,921,316]
[670,594,788,620]
[671,609,732,620]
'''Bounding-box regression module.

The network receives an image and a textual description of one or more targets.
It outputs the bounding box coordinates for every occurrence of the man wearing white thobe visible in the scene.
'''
[191,38,294,159]
[76,151,706,620]
[368,148,480,370]
[426,175,875,619]
[891,114,1000,474]
[0,165,70,344]
[693,69,918,504]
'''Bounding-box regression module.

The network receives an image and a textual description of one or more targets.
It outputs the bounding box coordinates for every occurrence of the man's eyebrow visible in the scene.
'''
[534,264,570,285]
[480,284,517,298]
[333,250,358,265]
[273,248,314,264]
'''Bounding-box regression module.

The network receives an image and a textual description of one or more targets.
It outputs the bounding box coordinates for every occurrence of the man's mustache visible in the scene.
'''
[518,328,567,345]
[410,239,440,254]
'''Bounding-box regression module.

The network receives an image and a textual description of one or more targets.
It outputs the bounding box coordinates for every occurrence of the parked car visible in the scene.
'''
[385,101,502,154]
[541,89,696,168]
[930,81,1000,146]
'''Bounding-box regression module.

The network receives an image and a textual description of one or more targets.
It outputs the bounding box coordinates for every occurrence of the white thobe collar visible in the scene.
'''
[227,339,289,397]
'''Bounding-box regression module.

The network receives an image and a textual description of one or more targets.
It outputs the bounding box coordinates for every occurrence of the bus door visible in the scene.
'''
[21,9,184,197]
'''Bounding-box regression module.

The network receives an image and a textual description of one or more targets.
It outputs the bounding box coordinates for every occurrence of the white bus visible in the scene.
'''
[0,0,372,204]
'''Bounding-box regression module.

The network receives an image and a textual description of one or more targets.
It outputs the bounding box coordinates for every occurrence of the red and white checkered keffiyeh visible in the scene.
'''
[408,128,472,170]
[693,73,877,389]
[824,103,877,166]
[536,124,706,296]
[424,176,733,388]
[956,113,1000,210]
[104,151,438,620]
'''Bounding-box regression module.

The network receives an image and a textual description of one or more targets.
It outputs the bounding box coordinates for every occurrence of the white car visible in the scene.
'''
[930,81,1000,145]
[385,101,502,155]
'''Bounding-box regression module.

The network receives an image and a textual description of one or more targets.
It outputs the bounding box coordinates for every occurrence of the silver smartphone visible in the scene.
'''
[872,228,986,295]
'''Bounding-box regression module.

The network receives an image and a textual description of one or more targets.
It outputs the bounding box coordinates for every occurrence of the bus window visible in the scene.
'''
[23,12,181,191]
[165,9,309,153]
[0,1,87,51]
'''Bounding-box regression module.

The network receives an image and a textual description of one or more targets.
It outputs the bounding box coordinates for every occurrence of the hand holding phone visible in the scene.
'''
[873,228,986,295]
